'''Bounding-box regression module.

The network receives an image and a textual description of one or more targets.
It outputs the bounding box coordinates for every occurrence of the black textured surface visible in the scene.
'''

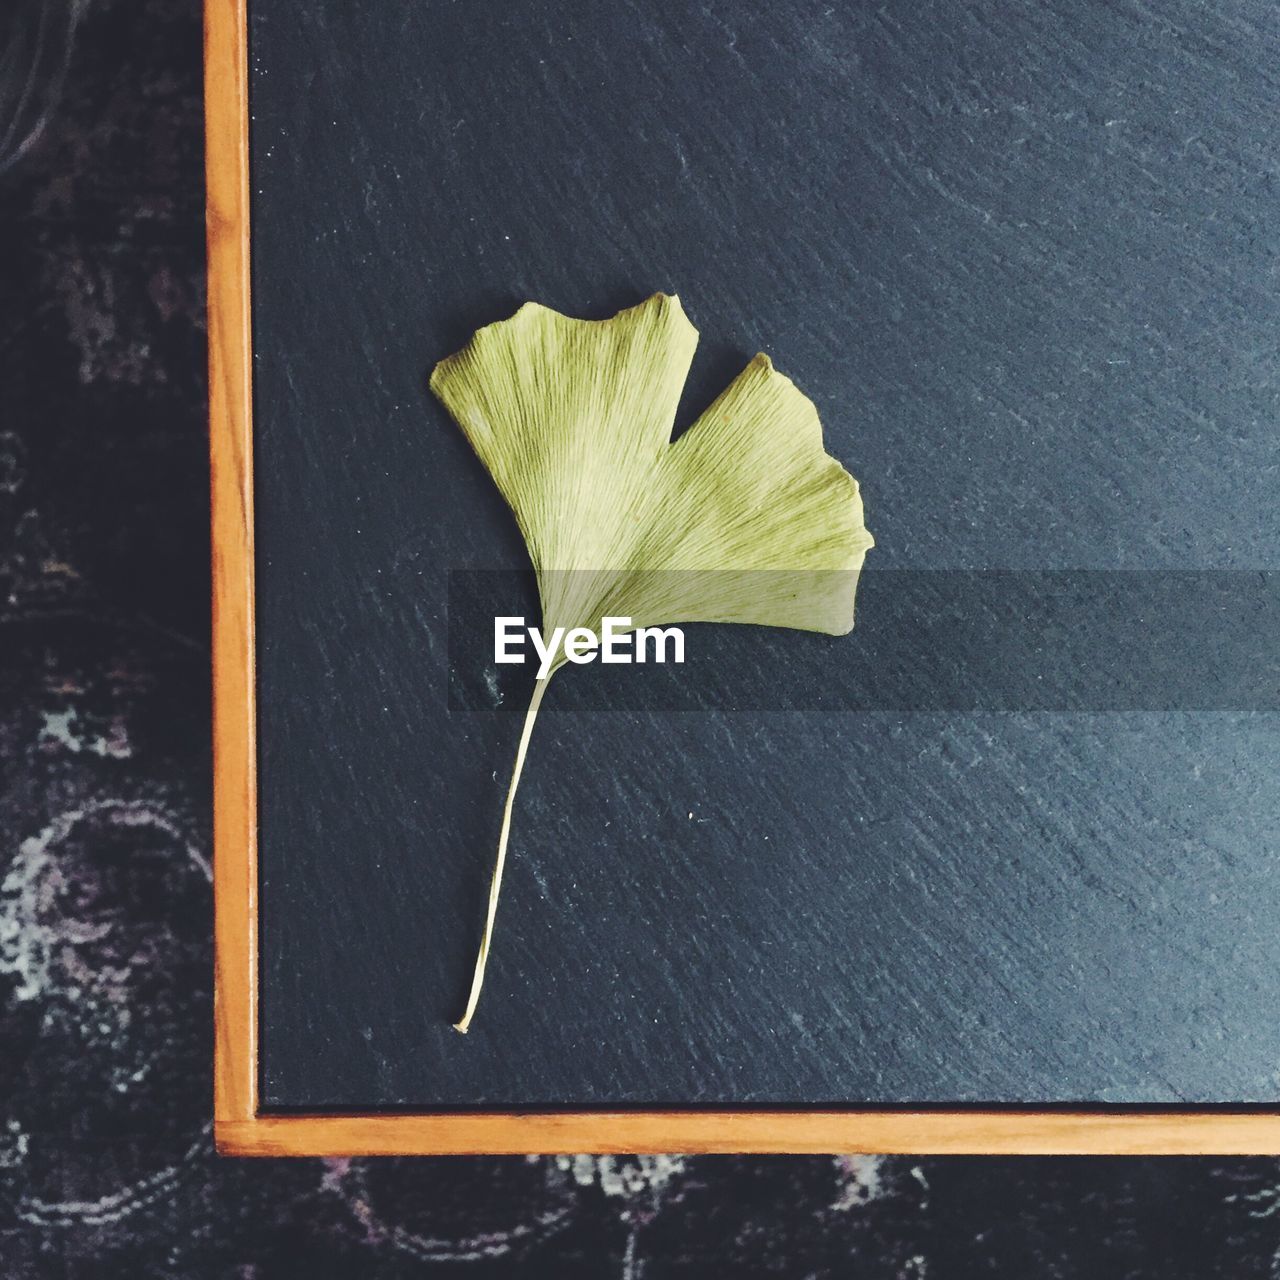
[250,1,1279,1109]
[6,1,1280,1274]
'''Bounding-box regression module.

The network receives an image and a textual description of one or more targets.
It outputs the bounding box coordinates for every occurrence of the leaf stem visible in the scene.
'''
[453,674,552,1033]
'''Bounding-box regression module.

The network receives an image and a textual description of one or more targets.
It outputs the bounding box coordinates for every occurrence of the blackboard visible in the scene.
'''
[241,0,1279,1118]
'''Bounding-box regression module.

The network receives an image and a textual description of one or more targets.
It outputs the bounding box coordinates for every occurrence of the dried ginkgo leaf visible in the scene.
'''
[431,293,874,1031]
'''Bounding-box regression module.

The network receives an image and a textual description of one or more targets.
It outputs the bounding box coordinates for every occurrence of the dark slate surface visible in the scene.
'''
[249,1,1279,1108]
[9,1,1280,1275]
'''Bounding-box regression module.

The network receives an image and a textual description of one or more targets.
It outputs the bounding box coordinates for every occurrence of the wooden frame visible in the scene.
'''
[207,0,1280,1156]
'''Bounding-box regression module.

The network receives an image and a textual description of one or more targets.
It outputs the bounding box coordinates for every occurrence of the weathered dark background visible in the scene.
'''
[2,0,1280,1274]
[249,0,1279,1110]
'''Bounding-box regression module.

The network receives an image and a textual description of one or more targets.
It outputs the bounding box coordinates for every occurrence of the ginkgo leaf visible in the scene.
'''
[431,293,874,1032]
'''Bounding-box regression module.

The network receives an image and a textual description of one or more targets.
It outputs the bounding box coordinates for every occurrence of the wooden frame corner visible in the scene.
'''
[206,0,1280,1157]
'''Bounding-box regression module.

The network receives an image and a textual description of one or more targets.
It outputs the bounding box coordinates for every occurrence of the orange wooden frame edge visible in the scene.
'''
[206,0,1280,1157]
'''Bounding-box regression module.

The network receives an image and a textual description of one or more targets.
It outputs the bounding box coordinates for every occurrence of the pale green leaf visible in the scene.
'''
[430,293,874,1030]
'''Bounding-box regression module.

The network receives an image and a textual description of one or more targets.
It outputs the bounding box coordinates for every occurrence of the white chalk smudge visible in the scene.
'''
[831,1154,888,1210]
[0,798,208,1003]
[38,706,132,758]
